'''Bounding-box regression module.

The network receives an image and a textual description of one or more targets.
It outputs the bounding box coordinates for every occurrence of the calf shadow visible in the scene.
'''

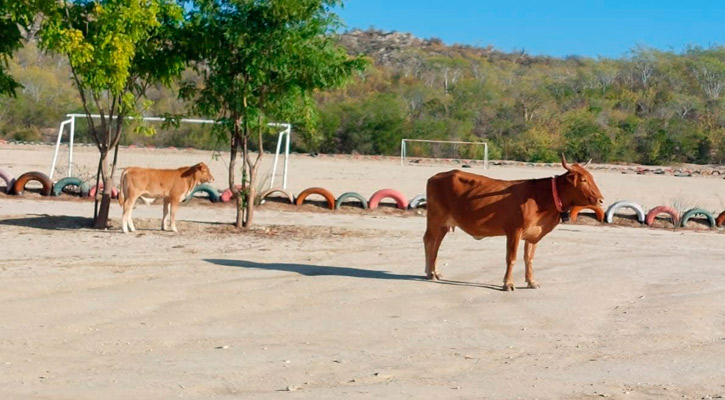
[204,259,506,290]
[0,214,93,230]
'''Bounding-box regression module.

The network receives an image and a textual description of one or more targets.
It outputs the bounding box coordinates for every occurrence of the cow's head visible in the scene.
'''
[186,162,214,183]
[560,154,603,207]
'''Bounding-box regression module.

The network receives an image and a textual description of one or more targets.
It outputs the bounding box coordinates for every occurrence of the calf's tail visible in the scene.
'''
[117,170,127,207]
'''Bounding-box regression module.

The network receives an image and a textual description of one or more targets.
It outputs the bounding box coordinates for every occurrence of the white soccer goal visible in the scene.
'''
[400,139,488,168]
[50,114,292,189]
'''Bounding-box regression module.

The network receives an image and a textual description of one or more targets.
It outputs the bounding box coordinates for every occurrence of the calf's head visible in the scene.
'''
[185,162,214,183]
[559,154,604,207]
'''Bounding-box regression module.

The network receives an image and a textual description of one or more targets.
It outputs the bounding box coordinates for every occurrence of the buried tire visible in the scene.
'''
[717,210,725,228]
[368,188,408,210]
[645,205,681,227]
[12,171,53,196]
[569,205,605,222]
[295,187,335,210]
[605,200,646,224]
[335,192,368,209]
[89,182,119,199]
[408,194,426,210]
[680,208,717,229]
[183,184,220,203]
[0,168,15,194]
[52,177,91,197]
[259,188,295,205]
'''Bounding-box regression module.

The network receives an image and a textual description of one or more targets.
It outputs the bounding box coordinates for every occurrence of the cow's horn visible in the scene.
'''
[561,153,571,170]
[584,158,592,167]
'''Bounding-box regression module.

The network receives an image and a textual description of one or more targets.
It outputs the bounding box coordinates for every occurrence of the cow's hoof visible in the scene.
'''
[503,282,515,291]
[527,281,541,289]
[426,272,442,280]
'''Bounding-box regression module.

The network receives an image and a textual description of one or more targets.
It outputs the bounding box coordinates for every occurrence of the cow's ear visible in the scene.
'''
[566,172,579,186]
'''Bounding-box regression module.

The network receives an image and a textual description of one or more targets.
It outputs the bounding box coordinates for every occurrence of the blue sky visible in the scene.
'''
[335,0,725,58]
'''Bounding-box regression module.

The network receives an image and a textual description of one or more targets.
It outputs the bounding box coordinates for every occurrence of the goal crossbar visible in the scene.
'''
[400,139,488,168]
[50,113,292,190]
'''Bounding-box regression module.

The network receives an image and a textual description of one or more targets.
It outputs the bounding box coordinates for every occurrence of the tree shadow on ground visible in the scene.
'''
[0,214,93,230]
[204,259,506,290]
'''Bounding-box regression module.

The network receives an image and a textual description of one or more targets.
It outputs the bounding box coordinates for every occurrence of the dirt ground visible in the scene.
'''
[1,144,724,399]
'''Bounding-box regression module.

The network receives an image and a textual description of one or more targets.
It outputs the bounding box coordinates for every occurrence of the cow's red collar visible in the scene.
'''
[551,177,563,213]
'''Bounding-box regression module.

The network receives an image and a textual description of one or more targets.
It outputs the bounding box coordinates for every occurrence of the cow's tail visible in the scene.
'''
[117,169,127,207]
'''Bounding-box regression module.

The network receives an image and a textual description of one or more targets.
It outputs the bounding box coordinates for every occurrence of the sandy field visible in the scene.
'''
[1,143,724,399]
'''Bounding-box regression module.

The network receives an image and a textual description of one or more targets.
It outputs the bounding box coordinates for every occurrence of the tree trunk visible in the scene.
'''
[93,150,113,229]
[243,123,265,228]
[240,133,249,227]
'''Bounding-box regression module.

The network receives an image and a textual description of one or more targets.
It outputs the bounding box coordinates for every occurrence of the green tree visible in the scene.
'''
[0,0,55,96]
[182,0,367,228]
[40,0,186,228]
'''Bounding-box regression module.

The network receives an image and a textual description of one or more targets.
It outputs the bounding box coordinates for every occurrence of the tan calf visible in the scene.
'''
[118,163,214,233]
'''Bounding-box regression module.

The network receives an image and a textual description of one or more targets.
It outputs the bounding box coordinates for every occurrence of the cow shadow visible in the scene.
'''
[0,214,93,230]
[204,258,423,281]
[204,259,507,290]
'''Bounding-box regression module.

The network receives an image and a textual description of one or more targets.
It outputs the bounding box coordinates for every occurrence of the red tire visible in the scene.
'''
[295,187,335,210]
[89,182,119,199]
[570,205,605,222]
[645,206,681,227]
[12,171,53,196]
[259,188,294,204]
[716,210,725,228]
[368,189,409,210]
[219,185,242,203]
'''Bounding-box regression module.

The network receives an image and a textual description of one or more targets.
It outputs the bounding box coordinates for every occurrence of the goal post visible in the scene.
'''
[400,139,488,168]
[50,114,292,189]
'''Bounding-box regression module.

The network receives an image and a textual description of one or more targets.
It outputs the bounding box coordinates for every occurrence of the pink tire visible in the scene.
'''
[0,168,15,194]
[645,206,681,227]
[368,189,409,210]
[89,182,119,199]
[220,185,242,203]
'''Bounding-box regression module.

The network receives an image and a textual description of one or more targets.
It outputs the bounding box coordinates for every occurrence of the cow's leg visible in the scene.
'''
[524,241,540,289]
[169,197,180,233]
[424,226,447,280]
[503,232,521,291]
[161,198,170,231]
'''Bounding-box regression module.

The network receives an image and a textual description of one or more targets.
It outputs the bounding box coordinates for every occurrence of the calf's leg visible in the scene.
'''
[161,198,170,231]
[524,241,540,289]
[503,232,521,291]
[169,197,180,233]
[121,191,139,233]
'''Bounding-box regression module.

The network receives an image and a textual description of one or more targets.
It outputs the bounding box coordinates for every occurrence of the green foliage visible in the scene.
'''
[0,0,56,96]
[4,21,725,166]
[181,0,368,227]
[37,0,187,227]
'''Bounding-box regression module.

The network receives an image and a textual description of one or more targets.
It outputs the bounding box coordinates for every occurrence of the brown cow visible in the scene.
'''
[118,163,214,233]
[424,155,603,291]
